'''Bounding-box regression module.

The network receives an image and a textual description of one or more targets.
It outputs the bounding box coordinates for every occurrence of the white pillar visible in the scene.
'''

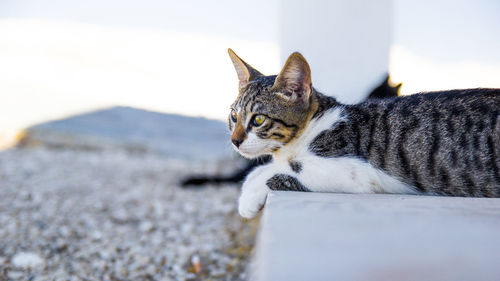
[279,0,392,104]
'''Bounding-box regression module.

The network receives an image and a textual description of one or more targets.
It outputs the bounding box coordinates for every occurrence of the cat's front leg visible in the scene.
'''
[238,164,308,218]
[238,164,276,218]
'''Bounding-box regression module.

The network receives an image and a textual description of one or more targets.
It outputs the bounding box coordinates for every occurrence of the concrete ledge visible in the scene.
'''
[251,191,500,281]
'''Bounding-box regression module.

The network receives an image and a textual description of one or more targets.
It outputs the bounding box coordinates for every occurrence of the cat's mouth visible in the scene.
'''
[233,140,280,159]
[235,149,260,159]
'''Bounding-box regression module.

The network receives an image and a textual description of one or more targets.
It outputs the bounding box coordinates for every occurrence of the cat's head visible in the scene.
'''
[227,49,315,158]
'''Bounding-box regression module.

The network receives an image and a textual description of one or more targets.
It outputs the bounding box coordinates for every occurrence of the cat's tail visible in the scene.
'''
[180,156,272,188]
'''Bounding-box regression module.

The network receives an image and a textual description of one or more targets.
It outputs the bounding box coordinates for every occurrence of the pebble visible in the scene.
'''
[8,271,25,279]
[12,252,44,268]
[139,220,155,232]
[191,254,202,273]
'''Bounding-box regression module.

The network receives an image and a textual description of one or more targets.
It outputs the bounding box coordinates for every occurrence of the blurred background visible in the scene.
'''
[0,1,499,280]
[1,0,499,147]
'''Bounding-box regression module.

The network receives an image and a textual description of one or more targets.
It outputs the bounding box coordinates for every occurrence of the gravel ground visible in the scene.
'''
[0,146,257,281]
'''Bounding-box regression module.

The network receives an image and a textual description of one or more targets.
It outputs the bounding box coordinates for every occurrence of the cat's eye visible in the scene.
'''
[230,110,237,122]
[253,115,266,126]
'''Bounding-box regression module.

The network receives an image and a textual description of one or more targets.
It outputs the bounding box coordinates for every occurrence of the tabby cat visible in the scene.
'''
[227,49,500,218]
[181,74,401,187]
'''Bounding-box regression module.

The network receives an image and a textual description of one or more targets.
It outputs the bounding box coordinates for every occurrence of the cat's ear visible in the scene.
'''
[228,48,263,90]
[272,52,312,104]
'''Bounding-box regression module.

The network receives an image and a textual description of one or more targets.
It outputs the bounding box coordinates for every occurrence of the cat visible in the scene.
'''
[227,48,500,218]
[181,74,401,187]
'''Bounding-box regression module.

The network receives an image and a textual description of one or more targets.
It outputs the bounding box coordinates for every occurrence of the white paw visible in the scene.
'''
[238,187,269,218]
[237,164,275,218]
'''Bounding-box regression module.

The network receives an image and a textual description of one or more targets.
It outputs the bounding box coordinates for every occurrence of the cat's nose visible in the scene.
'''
[232,138,243,148]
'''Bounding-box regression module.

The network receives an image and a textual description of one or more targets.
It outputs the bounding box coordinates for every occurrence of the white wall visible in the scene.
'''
[279,0,392,104]
[390,0,500,95]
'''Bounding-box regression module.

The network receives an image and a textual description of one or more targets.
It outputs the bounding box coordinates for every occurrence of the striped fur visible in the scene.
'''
[310,89,500,197]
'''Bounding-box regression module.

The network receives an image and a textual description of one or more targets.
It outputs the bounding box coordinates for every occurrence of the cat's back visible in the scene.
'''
[311,88,500,197]
[359,88,500,116]
[351,88,500,137]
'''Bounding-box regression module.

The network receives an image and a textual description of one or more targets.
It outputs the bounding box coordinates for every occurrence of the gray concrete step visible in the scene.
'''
[252,191,500,281]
